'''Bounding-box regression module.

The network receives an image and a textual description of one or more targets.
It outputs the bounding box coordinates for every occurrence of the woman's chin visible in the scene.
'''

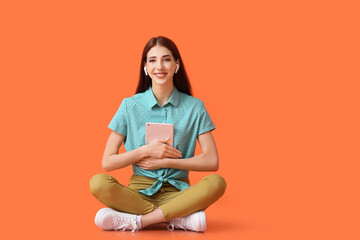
[151,78,172,86]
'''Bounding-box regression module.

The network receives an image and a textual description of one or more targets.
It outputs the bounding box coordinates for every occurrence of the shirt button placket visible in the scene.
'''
[162,107,167,122]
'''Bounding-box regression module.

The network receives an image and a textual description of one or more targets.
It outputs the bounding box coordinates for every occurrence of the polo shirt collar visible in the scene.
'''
[145,86,181,109]
[144,87,159,108]
[167,87,180,107]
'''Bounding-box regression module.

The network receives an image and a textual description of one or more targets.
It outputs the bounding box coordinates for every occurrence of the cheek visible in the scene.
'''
[167,63,176,69]
[164,65,174,73]
[147,65,155,73]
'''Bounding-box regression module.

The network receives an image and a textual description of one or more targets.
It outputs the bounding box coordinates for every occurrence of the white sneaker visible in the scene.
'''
[95,208,140,232]
[168,211,207,232]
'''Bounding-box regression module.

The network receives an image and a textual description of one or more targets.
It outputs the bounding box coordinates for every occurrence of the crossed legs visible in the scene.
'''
[89,173,226,229]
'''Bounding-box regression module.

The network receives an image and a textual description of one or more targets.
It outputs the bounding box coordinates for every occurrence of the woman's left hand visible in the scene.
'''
[135,157,167,170]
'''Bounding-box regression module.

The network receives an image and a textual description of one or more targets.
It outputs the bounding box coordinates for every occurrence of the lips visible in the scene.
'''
[154,73,167,78]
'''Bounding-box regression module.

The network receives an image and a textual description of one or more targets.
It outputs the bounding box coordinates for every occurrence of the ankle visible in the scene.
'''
[141,208,165,228]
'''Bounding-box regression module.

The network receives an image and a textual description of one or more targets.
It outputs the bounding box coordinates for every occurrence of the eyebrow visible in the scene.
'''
[148,54,171,59]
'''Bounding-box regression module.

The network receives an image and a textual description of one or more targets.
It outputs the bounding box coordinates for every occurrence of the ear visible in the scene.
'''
[144,66,148,75]
[176,59,180,72]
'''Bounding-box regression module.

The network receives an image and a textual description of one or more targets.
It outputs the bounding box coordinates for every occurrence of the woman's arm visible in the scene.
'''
[102,131,182,172]
[135,131,219,171]
[165,131,219,171]
[102,131,147,172]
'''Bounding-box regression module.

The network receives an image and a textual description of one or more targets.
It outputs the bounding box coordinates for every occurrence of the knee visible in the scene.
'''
[89,173,112,197]
[204,174,227,198]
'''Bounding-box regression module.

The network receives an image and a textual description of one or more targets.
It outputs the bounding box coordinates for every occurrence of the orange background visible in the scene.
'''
[1,0,359,239]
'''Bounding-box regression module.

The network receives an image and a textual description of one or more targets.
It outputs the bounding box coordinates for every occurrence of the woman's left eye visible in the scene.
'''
[164,59,171,61]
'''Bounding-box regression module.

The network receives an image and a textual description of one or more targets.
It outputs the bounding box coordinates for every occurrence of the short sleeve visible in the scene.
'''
[197,101,216,136]
[108,98,128,136]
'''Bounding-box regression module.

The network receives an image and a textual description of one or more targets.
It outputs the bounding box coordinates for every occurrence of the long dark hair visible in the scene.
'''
[135,36,192,96]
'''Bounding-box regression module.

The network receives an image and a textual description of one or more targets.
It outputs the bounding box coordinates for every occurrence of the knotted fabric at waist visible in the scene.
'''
[129,173,190,196]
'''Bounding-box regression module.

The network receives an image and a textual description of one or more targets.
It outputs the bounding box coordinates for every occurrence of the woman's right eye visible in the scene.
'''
[149,60,155,62]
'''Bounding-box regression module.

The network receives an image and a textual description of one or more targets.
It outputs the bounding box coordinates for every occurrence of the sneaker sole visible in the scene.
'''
[197,211,207,232]
[95,207,114,230]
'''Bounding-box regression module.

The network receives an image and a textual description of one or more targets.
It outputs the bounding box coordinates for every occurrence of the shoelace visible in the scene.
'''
[167,224,187,231]
[167,216,190,232]
[112,213,139,232]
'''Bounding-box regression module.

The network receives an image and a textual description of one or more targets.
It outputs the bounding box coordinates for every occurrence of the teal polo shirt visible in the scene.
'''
[108,86,215,196]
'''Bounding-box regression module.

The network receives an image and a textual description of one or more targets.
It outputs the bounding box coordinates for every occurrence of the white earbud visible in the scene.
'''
[175,64,179,73]
[144,66,148,76]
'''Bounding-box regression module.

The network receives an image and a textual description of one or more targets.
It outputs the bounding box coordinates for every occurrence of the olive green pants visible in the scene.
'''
[89,173,226,221]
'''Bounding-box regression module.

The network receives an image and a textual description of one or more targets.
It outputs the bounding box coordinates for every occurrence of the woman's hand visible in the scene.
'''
[135,157,168,170]
[144,138,182,159]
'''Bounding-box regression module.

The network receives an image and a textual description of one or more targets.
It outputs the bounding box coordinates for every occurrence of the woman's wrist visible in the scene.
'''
[139,145,150,159]
[163,158,175,168]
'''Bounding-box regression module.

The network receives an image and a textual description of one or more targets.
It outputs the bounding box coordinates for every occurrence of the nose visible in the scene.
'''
[156,60,164,70]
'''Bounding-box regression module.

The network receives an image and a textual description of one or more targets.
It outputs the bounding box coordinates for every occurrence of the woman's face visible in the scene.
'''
[145,45,179,87]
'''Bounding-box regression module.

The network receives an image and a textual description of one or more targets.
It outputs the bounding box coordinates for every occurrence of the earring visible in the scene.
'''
[175,64,179,73]
[144,66,148,76]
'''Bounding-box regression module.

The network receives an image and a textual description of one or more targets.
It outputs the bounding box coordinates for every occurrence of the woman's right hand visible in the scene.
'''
[143,138,182,159]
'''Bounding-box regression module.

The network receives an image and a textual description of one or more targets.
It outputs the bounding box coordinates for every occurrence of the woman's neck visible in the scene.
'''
[151,83,174,107]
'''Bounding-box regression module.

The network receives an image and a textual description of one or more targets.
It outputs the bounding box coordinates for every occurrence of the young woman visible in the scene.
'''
[89,36,226,232]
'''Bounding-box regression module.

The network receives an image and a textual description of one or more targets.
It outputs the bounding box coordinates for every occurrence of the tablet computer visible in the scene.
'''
[145,122,174,146]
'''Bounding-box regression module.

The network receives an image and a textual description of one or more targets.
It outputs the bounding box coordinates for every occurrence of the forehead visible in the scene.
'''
[147,45,174,59]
